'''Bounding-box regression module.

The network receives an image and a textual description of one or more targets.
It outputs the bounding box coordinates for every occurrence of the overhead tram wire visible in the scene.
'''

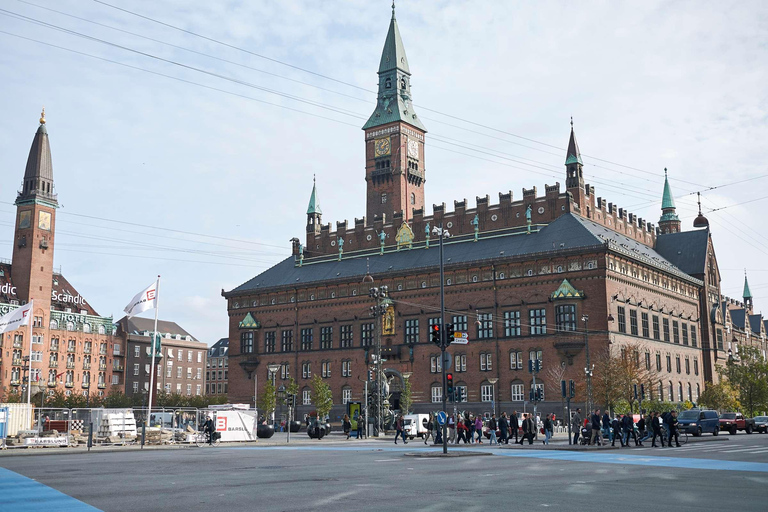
[0,28,670,205]
[87,0,706,189]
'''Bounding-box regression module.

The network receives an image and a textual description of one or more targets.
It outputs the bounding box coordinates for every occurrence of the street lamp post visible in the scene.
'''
[369,286,389,436]
[277,384,287,441]
[582,315,593,415]
[266,364,281,425]
[433,224,451,455]
[488,378,499,418]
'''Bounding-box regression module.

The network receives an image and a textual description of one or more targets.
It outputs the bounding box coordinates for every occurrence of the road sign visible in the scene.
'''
[436,411,447,426]
[452,332,468,344]
[443,352,452,370]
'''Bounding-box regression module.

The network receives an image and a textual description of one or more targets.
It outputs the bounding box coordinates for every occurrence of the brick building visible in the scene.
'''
[0,111,119,401]
[206,338,228,396]
[117,317,207,399]
[223,9,753,418]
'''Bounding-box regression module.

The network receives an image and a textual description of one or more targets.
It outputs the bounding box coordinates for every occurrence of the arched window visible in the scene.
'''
[385,78,391,89]
[687,383,692,402]
[98,324,106,335]
[66,321,74,331]
[49,319,58,330]
[678,382,684,402]
[410,192,415,205]
[83,323,91,333]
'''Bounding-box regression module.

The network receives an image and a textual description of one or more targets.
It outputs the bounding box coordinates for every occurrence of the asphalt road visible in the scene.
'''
[1,431,767,512]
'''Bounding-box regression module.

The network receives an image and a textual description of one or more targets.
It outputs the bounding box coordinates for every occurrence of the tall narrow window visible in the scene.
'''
[555,305,576,332]
[652,316,660,340]
[405,319,420,344]
[300,328,313,351]
[281,330,293,352]
[477,313,493,339]
[361,323,374,347]
[320,326,333,350]
[529,309,546,335]
[629,310,638,336]
[240,332,253,354]
[641,312,650,338]
[617,307,626,333]
[504,310,521,337]
[340,325,353,348]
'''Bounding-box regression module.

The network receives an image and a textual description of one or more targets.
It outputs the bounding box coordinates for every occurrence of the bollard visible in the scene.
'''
[87,422,93,452]
[141,423,146,449]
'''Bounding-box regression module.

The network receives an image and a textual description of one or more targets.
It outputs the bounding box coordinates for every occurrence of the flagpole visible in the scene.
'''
[147,276,160,428]
[26,300,34,407]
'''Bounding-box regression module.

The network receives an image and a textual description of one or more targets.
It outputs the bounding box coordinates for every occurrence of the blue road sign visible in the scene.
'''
[436,411,447,426]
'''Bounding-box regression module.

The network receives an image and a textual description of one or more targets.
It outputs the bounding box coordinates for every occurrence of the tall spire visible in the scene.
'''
[306,174,321,215]
[743,270,753,299]
[362,5,425,131]
[565,116,583,165]
[658,168,681,234]
[17,108,57,207]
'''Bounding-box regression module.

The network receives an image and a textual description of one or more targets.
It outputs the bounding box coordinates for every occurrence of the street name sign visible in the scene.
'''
[452,332,469,345]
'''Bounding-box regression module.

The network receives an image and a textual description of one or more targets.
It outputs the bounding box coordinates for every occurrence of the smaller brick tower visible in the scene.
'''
[658,168,681,234]
[362,3,427,225]
[306,175,322,236]
[743,271,753,312]
[11,109,58,314]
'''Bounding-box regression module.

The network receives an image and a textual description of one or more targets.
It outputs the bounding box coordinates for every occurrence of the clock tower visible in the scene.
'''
[11,109,58,314]
[362,4,427,225]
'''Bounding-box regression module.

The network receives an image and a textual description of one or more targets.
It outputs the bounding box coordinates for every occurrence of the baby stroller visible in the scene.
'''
[579,427,591,445]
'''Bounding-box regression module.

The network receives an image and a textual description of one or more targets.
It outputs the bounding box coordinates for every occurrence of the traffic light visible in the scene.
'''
[535,359,542,372]
[640,384,646,400]
[455,387,463,403]
[431,324,441,346]
[561,380,567,399]
[446,373,454,398]
[569,380,575,399]
[444,323,454,342]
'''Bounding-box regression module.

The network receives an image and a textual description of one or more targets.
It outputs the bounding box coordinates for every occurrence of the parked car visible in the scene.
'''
[752,416,768,434]
[677,409,720,436]
[719,412,756,435]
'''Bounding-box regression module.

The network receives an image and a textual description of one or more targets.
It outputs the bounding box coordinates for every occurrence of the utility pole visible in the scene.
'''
[582,314,592,415]
[433,224,451,455]
[369,286,388,436]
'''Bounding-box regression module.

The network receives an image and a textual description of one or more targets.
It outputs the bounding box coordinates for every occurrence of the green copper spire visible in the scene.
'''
[744,271,753,299]
[363,4,426,131]
[565,117,583,165]
[661,168,676,210]
[306,175,321,215]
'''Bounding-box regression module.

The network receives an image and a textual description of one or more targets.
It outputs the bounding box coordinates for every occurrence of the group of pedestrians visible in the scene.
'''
[570,407,682,448]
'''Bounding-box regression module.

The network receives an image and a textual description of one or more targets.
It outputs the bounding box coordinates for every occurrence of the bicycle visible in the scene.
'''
[194,431,220,447]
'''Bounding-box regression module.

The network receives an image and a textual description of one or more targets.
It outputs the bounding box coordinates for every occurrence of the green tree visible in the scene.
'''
[3,389,22,403]
[699,380,741,413]
[257,380,276,418]
[103,389,133,408]
[399,377,413,414]
[721,346,768,417]
[310,374,333,420]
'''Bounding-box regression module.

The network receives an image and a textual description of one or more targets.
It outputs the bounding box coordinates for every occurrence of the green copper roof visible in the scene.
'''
[306,179,321,215]
[378,10,410,75]
[661,169,676,210]
[239,312,261,330]
[744,274,753,299]
[565,126,583,165]
[551,279,585,300]
[362,8,426,132]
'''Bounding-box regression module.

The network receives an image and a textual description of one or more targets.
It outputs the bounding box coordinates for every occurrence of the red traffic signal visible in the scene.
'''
[430,324,441,345]
[446,373,454,396]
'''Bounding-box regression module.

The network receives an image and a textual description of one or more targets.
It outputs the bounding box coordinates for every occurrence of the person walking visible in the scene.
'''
[666,410,681,447]
[518,413,529,445]
[343,414,352,440]
[394,414,408,444]
[637,413,650,444]
[510,411,520,444]
[356,413,365,439]
[602,410,612,444]
[424,414,434,445]
[571,408,582,445]
[611,415,624,447]
[448,414,456,444]
[651,411,664,447]
[526,414,536,445]
[488,414,498,445]
[474,415,484,444]
[467,412,475,444]
[623,413,641,446]
[456,418,469,444]
[590,409,602,446]
[543,414,553,445]
[498,413,509,445]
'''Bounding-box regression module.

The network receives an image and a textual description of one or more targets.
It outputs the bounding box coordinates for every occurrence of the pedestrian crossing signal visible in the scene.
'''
[430,324,441,346]
[446,373,453,398]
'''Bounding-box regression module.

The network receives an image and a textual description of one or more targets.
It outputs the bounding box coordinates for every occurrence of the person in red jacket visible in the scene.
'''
[456,418,469,444]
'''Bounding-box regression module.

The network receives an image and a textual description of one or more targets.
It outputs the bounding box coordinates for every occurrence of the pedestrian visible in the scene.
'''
[666,410,681,447]
[637,413,649,444]
[474,415,484,444]
[424,414,434,445]
[343,414,351,440]
[498,412,509,445]
[602,410,612,443]
[590,409,602,446]
[651,411,664,447]
[448,414,456,444]
[488,414,498,445]
[525,414,535,445]
[467,412,475,443]
[518,413,529,445]
[357,413,365,439]
[611,415,623,447]
[623,413,641,446]
[543,413,553,445]
[456,418,469,444]
[510,411,520,444]
[571,408,582,445]
[394,414,408,444]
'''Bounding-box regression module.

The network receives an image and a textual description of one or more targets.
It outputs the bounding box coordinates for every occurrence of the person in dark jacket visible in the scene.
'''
[571,409,582,445]
[665,410,681,447]
[510,411,520,444]
[543,414,553,445]
[590,409,602,445]
[488,414,498,445]
[356,413,365,439]
[342,414,352,440]
[498,413,509,445]
[423,414,435,445]
[611,415,624,447]
[602,411,612,443]
[203,416,215,445]
[456,418,469,444]
[623,414,641,446]
[394,415,407,445]
[651,411,664,447]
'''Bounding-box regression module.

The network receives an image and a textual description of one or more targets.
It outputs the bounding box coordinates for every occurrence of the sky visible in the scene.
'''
[0,0,767,345]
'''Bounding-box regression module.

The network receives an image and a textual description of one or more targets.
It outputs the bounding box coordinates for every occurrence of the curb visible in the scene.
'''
[404,450,493,458]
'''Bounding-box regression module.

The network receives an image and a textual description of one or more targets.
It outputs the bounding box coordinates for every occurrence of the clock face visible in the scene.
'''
[407,139,419,159]
[38,211,51,231]
[18,210,31,229]
[374,137,391,157]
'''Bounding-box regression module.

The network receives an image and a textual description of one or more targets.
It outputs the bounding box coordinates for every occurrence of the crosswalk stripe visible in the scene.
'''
[720,446,767,453]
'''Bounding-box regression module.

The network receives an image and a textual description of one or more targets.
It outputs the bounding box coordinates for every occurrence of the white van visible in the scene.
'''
[403,414,430,440]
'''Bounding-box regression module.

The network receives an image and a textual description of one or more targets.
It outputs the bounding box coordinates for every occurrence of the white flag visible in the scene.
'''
[0,300,32,334]
[124,280,158,318]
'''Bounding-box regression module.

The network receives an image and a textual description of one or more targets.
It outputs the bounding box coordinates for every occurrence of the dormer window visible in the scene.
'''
[385,78,391,89]
[400,77,406,89]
